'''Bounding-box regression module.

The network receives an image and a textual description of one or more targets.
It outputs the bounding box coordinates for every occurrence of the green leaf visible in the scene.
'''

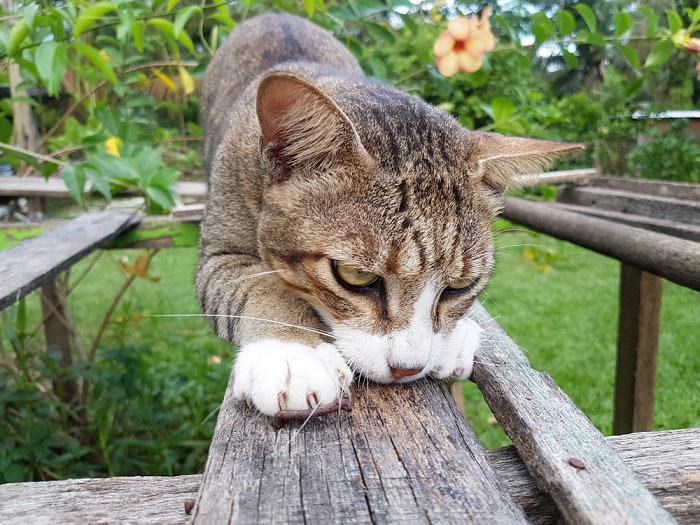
[7,20,30,56]
[23,4,38,30]
[147,18,195,53]
[133,21,145,52]
[585,32,605,48]
[615,43,640,69]
[644,40,674,69]
[666,10,683,34]
[174,5,202,38]
[84,166,112,200]
[304,0,316,17]
[562,49,579,69]
[74,1,117,38]
[166,0,180,12]
[62,165,87,205]
[145,185,176,210]
[574,4,596,33]
[556,10,576,36]
[365,22,395,44]
[73,42,118,85]
[613,12,632,37]
[35,41,68,97]
[532,13,553,44]
[490,97,516,123]
[639,7,659,38]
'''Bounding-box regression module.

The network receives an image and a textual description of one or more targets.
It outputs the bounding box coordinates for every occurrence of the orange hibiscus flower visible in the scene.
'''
[433,7,496,77]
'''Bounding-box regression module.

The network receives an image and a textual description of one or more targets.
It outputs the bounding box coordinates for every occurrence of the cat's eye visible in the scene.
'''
[442,277,479,298]
[332,261,380,288]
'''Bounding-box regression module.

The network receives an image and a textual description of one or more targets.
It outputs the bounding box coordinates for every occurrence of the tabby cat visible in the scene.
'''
[197,13,581,417]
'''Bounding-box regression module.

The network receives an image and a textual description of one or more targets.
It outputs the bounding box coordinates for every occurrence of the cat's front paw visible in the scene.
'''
[232,340,353,417]
[431,318,481,381]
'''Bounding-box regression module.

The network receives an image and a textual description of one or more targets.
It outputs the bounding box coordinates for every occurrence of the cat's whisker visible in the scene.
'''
[145,313,333,337]
[495,242,543,251]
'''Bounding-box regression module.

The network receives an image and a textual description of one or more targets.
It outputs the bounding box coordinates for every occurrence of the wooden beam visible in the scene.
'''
[0,211,139,311]
[614,264,663,434]
[557,186,700,225]
[514,168,597,187]
[192,377,528,524]
[587,177,700,202]
[470,305,675,525]
[40,280,78,404]
[502,198,700,292]
[549,202,700,242]
[1,429,696,525]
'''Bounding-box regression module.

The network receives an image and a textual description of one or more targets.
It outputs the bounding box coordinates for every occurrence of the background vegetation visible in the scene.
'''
[1,0,699,482]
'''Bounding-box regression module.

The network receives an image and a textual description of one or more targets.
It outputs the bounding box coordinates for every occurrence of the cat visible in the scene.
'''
[197,13,581,417]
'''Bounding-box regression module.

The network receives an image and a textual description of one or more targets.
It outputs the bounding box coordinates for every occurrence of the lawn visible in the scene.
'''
[8,225,699,468]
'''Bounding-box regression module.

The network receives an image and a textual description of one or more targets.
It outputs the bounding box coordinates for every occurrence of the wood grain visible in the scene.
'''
[470,305,676,525]
[1,429,696,525]
[0,211,138,311]
[192,375,528,524]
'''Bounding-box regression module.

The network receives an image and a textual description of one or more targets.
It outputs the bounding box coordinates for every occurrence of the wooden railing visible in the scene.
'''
[0,171,698,524]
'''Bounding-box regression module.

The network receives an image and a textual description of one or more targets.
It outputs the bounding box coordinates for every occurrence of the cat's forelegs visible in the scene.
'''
[196,253,352,417]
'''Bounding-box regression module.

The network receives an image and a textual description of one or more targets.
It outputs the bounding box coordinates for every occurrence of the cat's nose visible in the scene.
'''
[389,366,423,380]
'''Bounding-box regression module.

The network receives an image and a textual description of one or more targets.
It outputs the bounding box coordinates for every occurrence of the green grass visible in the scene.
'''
[10,230,699,461]
[460,228,700,448]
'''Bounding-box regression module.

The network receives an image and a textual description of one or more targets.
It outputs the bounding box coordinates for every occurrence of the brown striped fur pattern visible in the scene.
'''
[197,13,581,416]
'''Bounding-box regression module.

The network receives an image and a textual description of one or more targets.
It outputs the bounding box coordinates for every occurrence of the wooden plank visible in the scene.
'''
[514,167,597,187]
[0,475,201,525]
[0,211,139,311]
[41,280,78,404]
[588,177,700,202]
[1,429,697,525]
[558,186,700,225]
[489,428,699,525]
[550,202,700,242]
[0,176,207,201]
[470,305,676,525]
[192,375,528,524]
[502,198,700,292]
[614,264,663,434]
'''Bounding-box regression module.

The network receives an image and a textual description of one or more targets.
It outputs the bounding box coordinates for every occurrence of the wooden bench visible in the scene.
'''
[0,186,697,523]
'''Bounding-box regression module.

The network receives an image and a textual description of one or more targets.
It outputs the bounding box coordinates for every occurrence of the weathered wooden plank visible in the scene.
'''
[470,305,676,524]
[0,175,207,201]
[489,428,699,525]
[614,264,663,434]
[502,197,700,292]
[0,211,139,311]
[558,186,700,225]
[514,167,597,187]
[1,429,697,525]
[192,374,528,524]
[587,176,700,202]
[549,202,700,242]
[0,475,201,525]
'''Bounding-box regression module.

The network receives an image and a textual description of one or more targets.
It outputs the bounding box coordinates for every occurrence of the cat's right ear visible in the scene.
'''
[256,73,371,182]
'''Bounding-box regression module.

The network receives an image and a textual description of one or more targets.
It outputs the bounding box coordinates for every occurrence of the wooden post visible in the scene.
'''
[40,280,78,404]
[614,263,663,435]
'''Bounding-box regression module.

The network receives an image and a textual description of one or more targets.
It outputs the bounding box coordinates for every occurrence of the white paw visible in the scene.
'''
[431,318,481,381]
[232,340,353,416]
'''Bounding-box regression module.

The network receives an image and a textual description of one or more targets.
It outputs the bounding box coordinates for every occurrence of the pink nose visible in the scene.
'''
[390,366,423,380]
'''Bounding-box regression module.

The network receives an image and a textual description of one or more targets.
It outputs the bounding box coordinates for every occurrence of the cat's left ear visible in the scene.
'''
[467,132,584,190]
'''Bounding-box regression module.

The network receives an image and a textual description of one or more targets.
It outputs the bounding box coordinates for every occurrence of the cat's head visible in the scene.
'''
[256,72,582,383]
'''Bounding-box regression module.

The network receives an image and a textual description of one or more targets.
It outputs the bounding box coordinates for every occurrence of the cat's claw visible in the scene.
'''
[232,340,353,417]
[430,318,481,381]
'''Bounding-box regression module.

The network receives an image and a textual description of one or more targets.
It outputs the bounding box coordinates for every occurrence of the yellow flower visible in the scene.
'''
[104,136,121,157]
[433,7,496,77]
